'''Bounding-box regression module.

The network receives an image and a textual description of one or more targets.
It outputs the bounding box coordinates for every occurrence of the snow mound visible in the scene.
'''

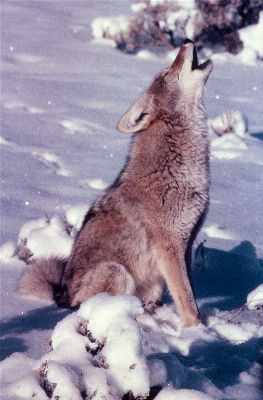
[65,204,90,231]
[0,241,17,262]
[17,206,89,261]
[211,134,248,160]
[88,178,108,190]
[247,284,263,310]
[18,215,74,260]
[91,15,130,47]
[202,224,237,240]
[1,294,151,399]
[0,353,47,400]
[155,387,214,400]
[238,11,263,61]
[210,109,247,138]
[207,109,249,159]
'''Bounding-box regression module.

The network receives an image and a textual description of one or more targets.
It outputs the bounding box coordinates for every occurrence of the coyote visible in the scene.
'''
[19,40,213,326]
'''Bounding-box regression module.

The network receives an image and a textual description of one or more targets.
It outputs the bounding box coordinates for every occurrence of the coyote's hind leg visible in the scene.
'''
[70,261,136,307]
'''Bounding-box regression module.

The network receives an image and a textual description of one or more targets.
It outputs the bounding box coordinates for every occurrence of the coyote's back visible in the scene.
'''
[19,40,213,326]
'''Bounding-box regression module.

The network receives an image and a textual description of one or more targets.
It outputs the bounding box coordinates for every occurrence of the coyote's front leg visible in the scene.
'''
[154,239,200,327]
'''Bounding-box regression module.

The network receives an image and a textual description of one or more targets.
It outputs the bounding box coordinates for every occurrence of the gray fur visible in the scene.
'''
[19,40,213,326]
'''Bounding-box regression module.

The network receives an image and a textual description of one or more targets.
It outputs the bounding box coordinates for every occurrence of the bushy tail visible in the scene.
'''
[18,257,67,302]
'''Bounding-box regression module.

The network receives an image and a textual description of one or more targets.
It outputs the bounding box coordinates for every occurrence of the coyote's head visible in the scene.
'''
[117,39,213,133]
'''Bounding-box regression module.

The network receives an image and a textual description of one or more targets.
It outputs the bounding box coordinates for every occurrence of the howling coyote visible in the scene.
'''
[19,40,213,326]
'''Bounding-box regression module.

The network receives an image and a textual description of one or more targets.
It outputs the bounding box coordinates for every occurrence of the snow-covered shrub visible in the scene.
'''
[210,109,248,137]
[91,0,263,57]
[91,15,131,49]
[208,109,249,159]
[92,0,198,54]
[247,284,263,310]
[194,0,263,54]
[16,205,89,263]
[37,294,151,399]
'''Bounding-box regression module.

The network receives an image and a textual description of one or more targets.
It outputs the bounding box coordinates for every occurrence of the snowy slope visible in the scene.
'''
[1,1,263,399]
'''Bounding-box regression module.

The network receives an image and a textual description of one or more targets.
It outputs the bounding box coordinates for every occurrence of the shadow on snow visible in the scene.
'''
[193,240,263,311]
[0,305,71,361]
[151,336,263,393]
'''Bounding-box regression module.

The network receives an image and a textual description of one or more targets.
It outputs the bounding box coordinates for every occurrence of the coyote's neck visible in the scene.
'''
[130,116,209,171]
[120,117,209,226]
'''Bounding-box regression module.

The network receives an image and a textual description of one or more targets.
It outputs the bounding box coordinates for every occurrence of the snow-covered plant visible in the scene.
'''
[17,238,33,263]
[36,294,151,399]
[247,284,263,310]
[16,205,89,263]
[92,0,197,54]
[210,109,248,137]
[91,0,263,56]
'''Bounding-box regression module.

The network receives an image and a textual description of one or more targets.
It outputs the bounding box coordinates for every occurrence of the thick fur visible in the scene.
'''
[19,40,213,326]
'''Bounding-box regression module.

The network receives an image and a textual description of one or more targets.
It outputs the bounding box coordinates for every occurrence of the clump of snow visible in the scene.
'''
[17,207,91,261]
[158,7,197,40]
[91,15,130,46]
[138,304,218,358]
[247,284,263,310]
[210,109,247,137]
[78,293,143,337]
[208,316,255,344]
[203,224,237,240]
[18,217,48,242]
[60,117,98,135]
[238,11,263,61]
[135,0,195,11]
[18,215,73,259]
[155,387,215,400]
[88,178,108,190]
[137,49,158,60]
[236,47,259,66]
[224,361,263,400]
[64,204,89,231]
[78,293,150,397]
[131,2,146,13]
[0,241,27,268]
[0,241,16,262]
[211,134,248,160]
[0,294,151,399]
[0,353,47,399]
[41,360,83,400]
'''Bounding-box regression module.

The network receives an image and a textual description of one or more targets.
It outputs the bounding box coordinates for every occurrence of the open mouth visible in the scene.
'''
[184,39,211,71]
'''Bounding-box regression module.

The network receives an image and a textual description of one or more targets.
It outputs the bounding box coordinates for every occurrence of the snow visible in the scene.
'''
[210,109,247,138]
[155,387,214,400]
[91,15,130,43]
[247,284,263,310]
[1,1,263,399]
[238,11,263,60]
[136,0,196,9]
[18,215,74,259]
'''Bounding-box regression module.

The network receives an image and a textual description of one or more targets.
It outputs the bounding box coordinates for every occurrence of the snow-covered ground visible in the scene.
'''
[1,1,263,399]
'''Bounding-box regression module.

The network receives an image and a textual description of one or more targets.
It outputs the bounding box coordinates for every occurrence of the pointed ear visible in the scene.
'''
[117,93,156,133]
